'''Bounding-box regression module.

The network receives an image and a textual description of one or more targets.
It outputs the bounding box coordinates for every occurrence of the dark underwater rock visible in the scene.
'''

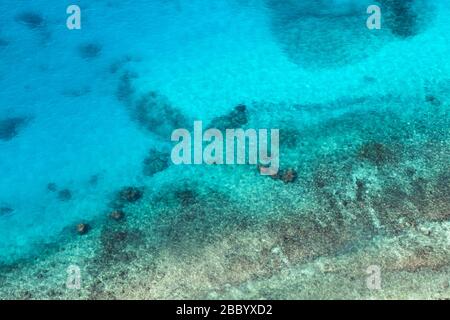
[133,91,188,137]
[281,169,298,184]
[142,149,170,177]
[78,43,102,59]
[118,186,143,203]
[209,104,248,130]
[270,168,298,184]
[57,189,72,201]
[76,223,90,235]
[110,209,125,221]
[15,12,45,29]
[0,117,29,141]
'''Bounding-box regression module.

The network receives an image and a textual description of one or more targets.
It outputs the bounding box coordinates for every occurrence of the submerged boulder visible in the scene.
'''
[118,186,144,203]
[281,169,298,184]
[76,223,90,235]
[110,209,125,221]
[269,168,298,184]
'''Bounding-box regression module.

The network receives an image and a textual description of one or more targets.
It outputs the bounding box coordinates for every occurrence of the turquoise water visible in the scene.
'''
[0,0,449,299]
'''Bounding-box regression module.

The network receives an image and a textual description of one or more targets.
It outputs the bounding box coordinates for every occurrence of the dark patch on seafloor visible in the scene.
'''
[0,117,30,141]
[15,12,45,29]
[267,0,434,68]
[208,104,248,130]
[47,183,57,192]
[109,186,144,209]
[378,0,433,38]
[134,91,189,138]
[57,189,72,202]
[0,207,14,217]
[142,149,170,177]
[78,43,102,59]
[115,71,189,138]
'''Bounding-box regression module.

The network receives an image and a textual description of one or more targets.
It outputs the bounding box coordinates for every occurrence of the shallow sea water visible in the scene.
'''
[0,0,449,299]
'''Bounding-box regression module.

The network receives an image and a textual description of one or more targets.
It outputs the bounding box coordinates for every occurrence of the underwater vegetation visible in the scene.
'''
[76,223,90,235]
[107,186,145,211]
